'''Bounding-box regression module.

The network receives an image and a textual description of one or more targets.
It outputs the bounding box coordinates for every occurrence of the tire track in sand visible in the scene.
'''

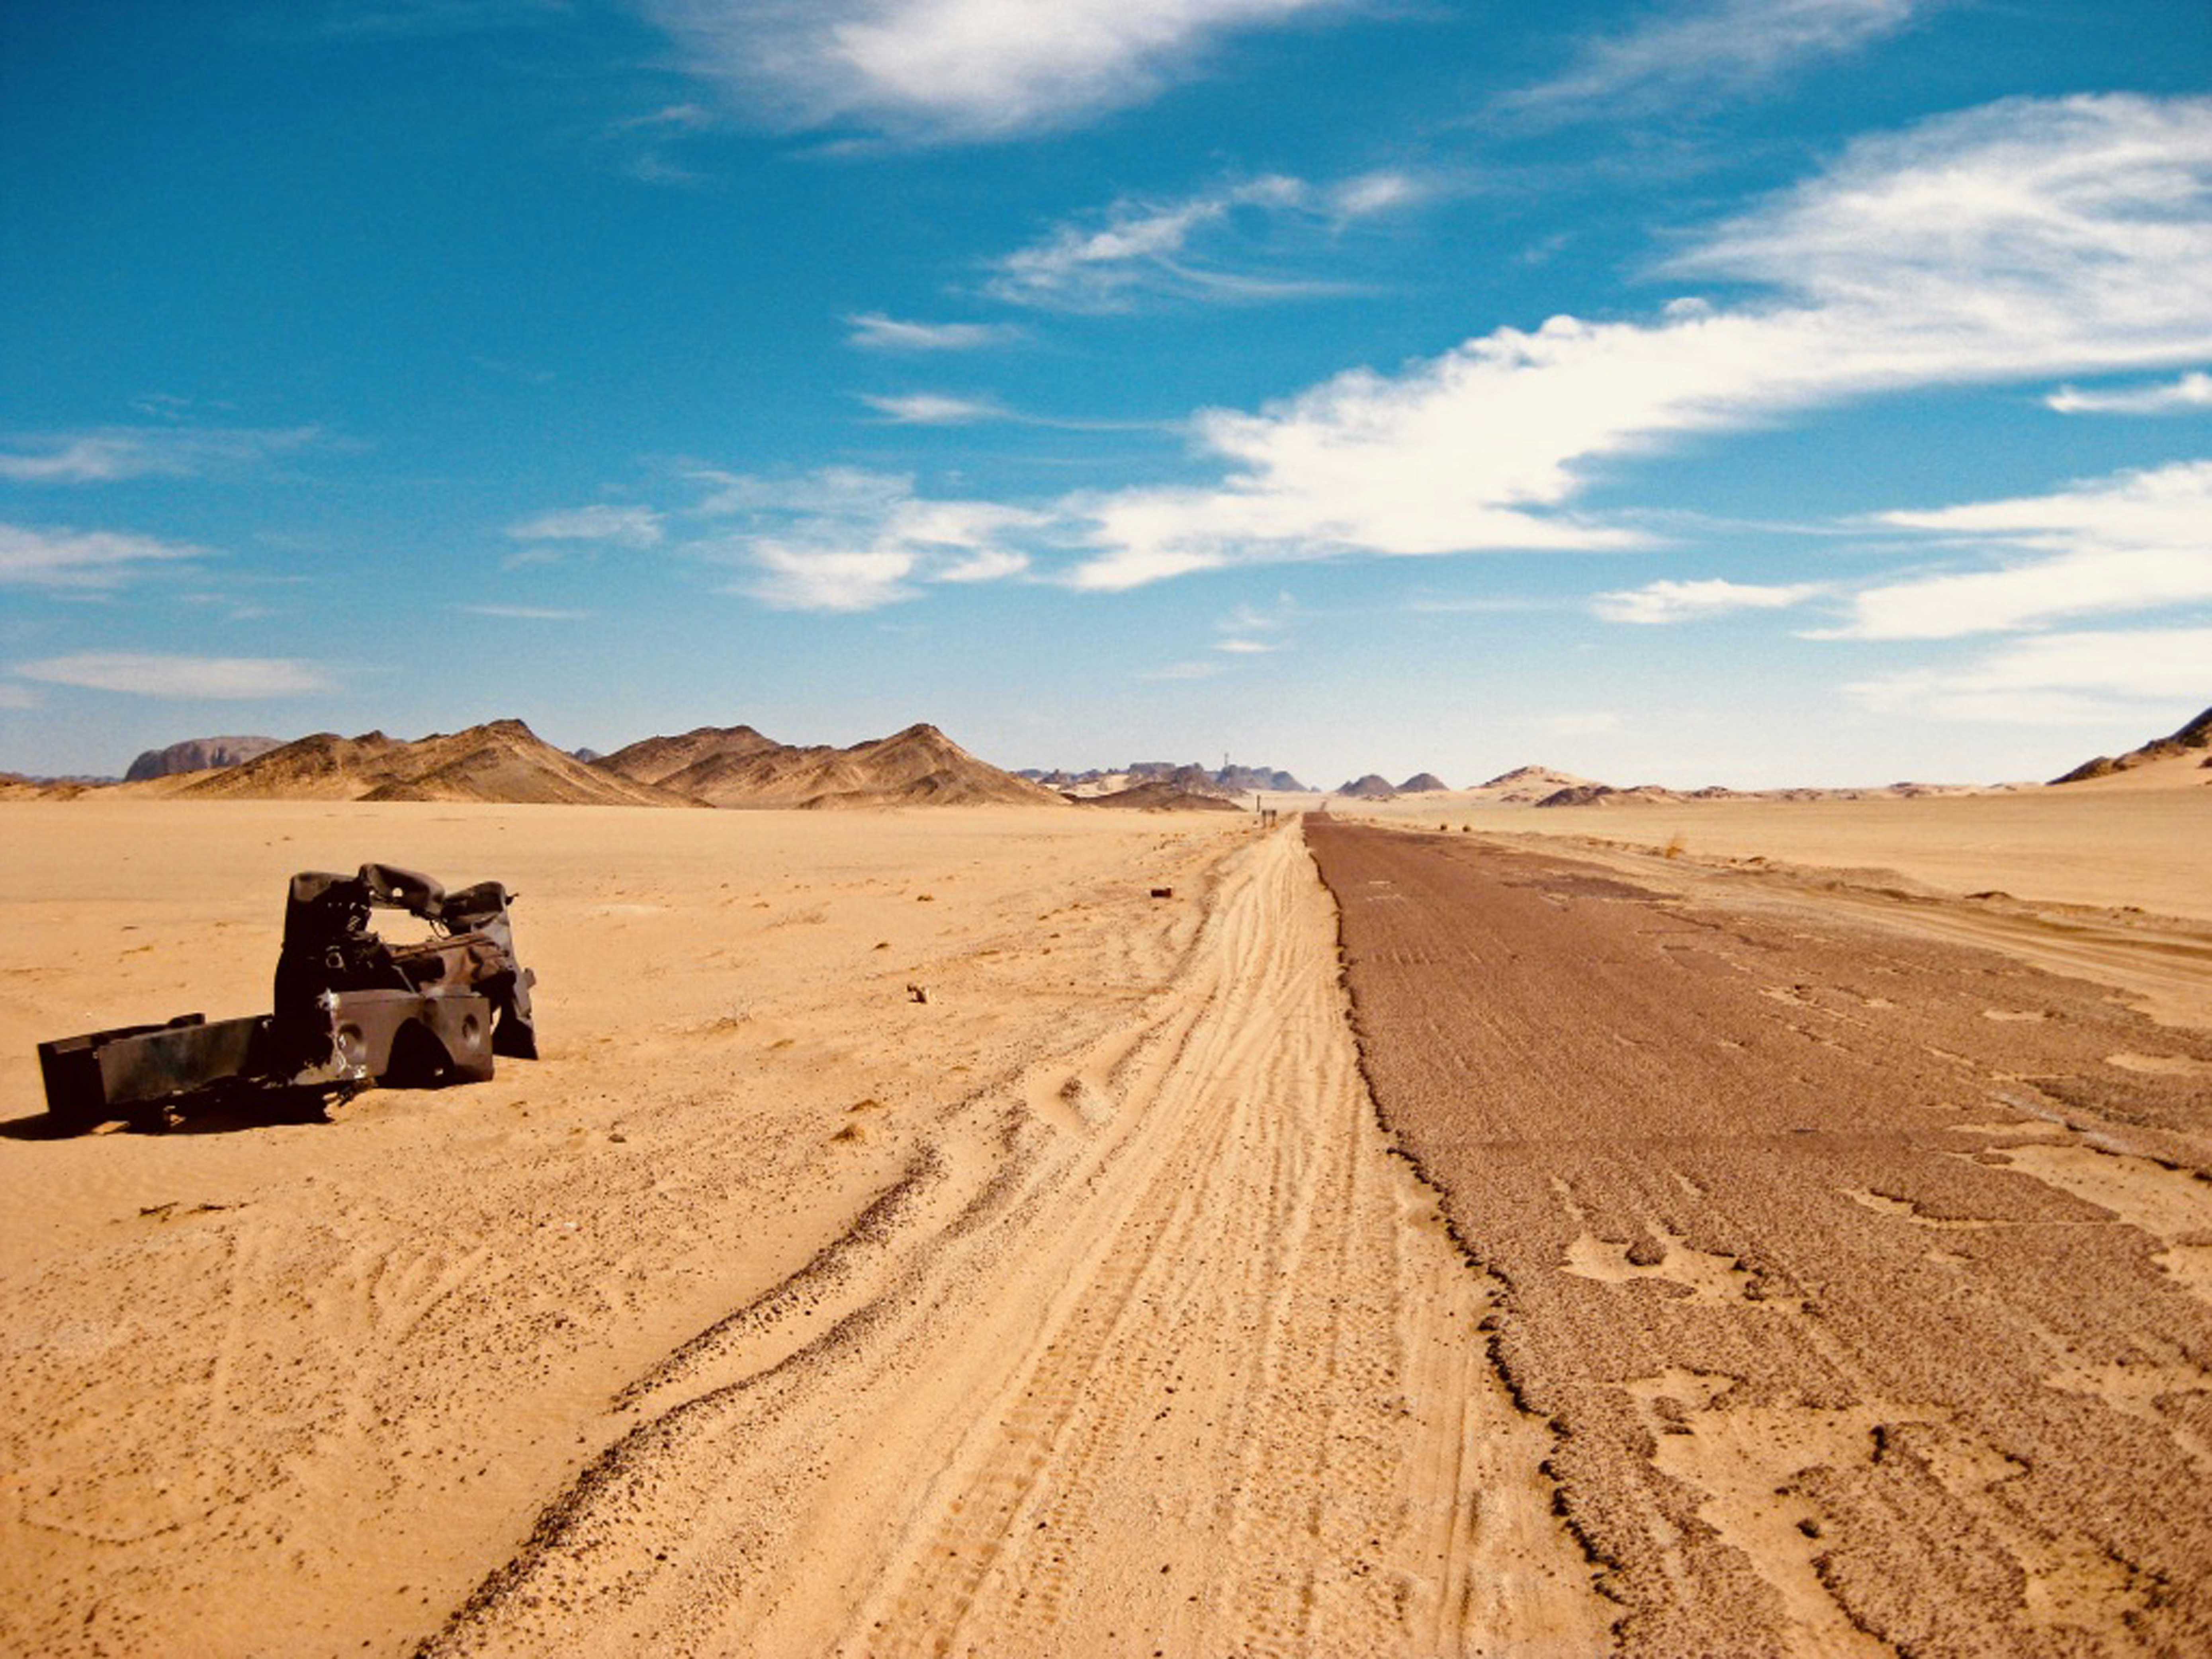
[420,825,1608,1657]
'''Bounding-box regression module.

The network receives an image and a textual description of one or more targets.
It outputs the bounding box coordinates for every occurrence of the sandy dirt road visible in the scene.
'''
[1306,817,2212,1656]
[421,823,1604,1657]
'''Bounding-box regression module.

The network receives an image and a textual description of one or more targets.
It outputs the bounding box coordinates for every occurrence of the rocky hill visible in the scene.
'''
[172,720,696,807]
[125,735,284,782]
[1336,775,1398,798]
[1077,782,1243,812]
[2052,706,2212,784]
[597,725,784,793]
[1397,773,1449,793]
[603,722,1062,810]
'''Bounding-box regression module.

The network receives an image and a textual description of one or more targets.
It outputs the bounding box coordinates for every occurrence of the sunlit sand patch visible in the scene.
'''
[1945,1119,2067,1136]
[1982,1008,2049,1022]
[1561,1228,1791,1307]
[1988,1143,2212,1300]
[1624,1370,1936,1659]
[2045,1352,2212,1474]
[1901,1425,2153,1635]
[1842,1188,1999,1230]
[2018,1534,2152,1635]
[2104,1050,2212,1077]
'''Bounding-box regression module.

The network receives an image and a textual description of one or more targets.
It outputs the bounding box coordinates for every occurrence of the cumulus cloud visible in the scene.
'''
[1505,0,1919,121]
[1846,627,2212,724]
[638,0,1352,141]
[845,313,1022,351]
[1057,94,2212,589]
[0,522,202,589]
[2046,371,2212,415]
[504,504,665,547]
[1834,460,2212,638]
[1593,577,1827,624]
[0,426,322,484]
[13,652,329,698]
[690,467,1041,610]
[989,172,1416,311]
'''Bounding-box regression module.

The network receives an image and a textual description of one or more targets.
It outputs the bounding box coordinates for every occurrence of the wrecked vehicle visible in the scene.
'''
[37,863,537,1131]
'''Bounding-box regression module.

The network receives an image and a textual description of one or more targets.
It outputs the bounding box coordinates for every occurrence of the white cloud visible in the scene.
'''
[692,467,1040,611]
[845,313,1021,351]
[2046,371,2212,415]
[1506,0,1918,120]
[639,0,1352,141]
[859,391,1009,425]
[0,426,321,484]
[1214,593,1298,653]
[458,604,591,620]
[1834,460,2212,638]
[1846,628,2212,724]
[1594,577,1827,624]
[505,504,665,547]
[0,522,202,589]
[1058,94,2212,589]
[13,652,329,698]
[988,171,1412,311]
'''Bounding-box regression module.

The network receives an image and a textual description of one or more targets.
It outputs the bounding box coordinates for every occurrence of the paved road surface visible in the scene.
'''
[1306,818,2212,1657]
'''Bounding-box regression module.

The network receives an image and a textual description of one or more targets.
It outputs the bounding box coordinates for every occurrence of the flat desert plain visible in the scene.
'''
[1,786,2209,1656]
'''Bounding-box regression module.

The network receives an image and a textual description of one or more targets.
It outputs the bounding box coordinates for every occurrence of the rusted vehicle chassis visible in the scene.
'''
[37,863,537,1131]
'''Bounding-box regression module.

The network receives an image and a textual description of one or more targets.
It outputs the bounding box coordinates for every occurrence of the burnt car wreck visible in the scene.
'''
[37,864,537,1131]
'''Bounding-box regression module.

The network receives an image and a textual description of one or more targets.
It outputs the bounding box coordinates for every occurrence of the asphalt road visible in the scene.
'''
[1305,818,2212,1657]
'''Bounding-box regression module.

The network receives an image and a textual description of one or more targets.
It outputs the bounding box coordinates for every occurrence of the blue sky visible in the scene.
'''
[3,0,2208,786]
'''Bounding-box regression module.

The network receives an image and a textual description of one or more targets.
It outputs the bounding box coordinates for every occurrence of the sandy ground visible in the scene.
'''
[1326,783,2212,925]
[1,789,2207,1655]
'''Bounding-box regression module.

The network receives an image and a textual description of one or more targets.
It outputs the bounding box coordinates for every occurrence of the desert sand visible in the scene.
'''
[1,781,2208,1654]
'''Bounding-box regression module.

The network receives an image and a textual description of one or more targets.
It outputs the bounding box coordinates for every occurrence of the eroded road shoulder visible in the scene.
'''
[1307,817,2212,1656]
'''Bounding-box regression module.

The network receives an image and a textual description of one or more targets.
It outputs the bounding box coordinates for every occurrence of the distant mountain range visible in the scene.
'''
[106,718,1060,810]
[20,704,2205,809]
[1019,760,1313,796]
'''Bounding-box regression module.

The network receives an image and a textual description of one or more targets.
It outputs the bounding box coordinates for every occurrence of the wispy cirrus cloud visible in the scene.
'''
[1503,0,1920,122]
[13,652,329,698]
[458,604,591,620]
[1213,593,1300,655]
[1593,577,1827,624]
[505,504,665,547]
[2046,371,2212,416]
[1830,460,2212,639]
[0,522,203,589]
[989,171,1419,311]
[637,0,1357,142]
[687,466,1040,611]
[1846,627,2212,725]
[0,426,323,484]
[845,313,1023,352]
[858,391,1011,425]
[1054,94,2212,591]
